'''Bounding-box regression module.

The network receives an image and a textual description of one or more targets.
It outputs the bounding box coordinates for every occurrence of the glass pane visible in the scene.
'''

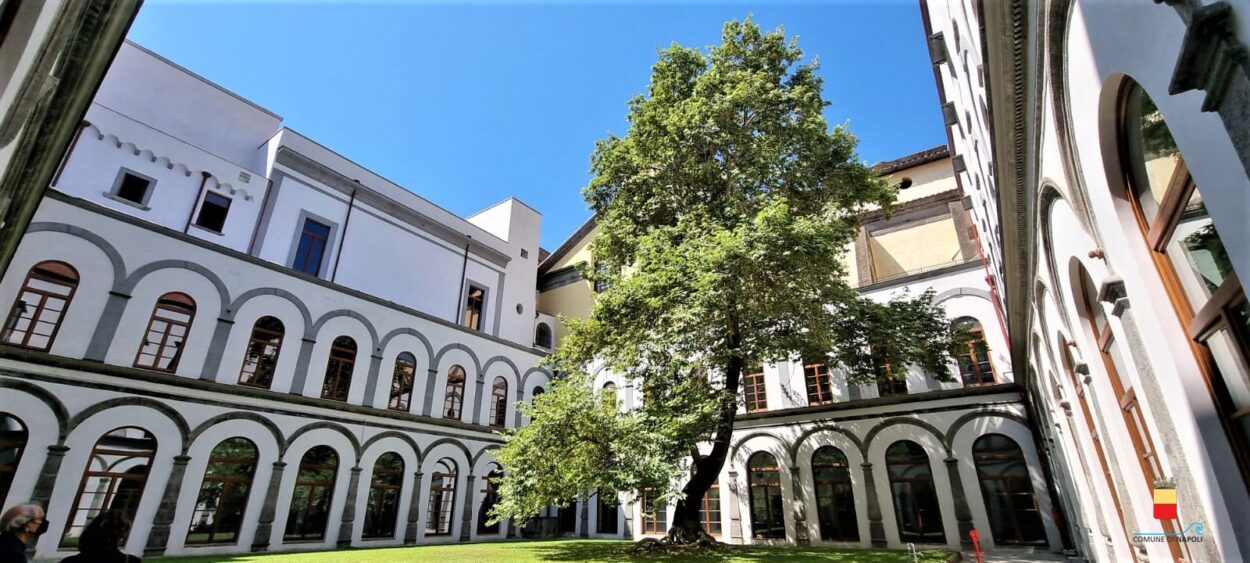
[1128,87,1181,224]
[1165,188,1234,302]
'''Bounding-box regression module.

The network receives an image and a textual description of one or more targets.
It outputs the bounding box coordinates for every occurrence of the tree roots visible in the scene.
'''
[630,526,725,554]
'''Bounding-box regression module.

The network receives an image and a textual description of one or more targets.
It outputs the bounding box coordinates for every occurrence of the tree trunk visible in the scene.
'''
[664,353,743,545]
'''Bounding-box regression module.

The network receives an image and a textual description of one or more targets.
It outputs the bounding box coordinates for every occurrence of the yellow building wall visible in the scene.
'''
[538,224,599,346]
[867,216,961,280]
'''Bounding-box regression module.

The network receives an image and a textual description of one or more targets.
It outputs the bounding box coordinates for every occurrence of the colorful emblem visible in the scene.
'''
[1153,485,1177,520]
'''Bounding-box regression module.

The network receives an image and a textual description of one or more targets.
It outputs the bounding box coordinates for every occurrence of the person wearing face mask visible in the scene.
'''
[0,503,48,563]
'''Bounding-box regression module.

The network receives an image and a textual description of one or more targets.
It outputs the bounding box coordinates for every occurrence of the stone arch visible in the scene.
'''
[730,432,793,468]
[481,356,521,381]
[944,410,1032,453]
[420,437,474,468]
[187,411,286,454]
[66,397,190,451]
[378,327,435,363]
[360,431,423,467]
[932,287,994,307]
[308,309,380,352]
[119,259,231,312]
[521,366,551,389]
[0,379,69,442]
[225,287,314,327]
[863,417,950,459]
[471,444,500,467]
[284,421,362,459]
[789,424,866,461]
[431,343,482,375]
[25,222,127,284]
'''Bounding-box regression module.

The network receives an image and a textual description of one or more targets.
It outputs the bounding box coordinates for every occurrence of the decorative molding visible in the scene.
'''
[1169,2,1248,112]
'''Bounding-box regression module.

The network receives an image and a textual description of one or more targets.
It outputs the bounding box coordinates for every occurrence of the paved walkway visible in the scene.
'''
[962,550,1071,562]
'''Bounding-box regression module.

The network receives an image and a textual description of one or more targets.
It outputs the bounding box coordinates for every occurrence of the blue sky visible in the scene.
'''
[127,1,945,250]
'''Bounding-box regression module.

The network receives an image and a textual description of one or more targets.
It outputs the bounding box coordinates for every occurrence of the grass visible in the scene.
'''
[150,539,957,562]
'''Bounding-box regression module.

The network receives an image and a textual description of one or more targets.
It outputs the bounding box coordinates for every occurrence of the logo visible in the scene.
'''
[1153,484,1177,519]
[1131,480,1204,544]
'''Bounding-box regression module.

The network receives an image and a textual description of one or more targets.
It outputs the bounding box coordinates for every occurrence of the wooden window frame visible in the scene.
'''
[443,366,466,420]
[388,352,417,412]
[1,261,78,352]
[292,218,332,276]
[186,438,258,545]
[133,292,196,373]
[238,316,284,388]
[743,367,768,413]
[955,317,996,386]
[885,441,945,544]
[320,336,357,402]
[425,459,458,536]
[971,434,1046,546]
[62,428,157,547]
[362,453,404,539]
[489,377,508,428]
[804,363,835,406]
[284,446,338,541]
[812,446,858,542]
[640,487,666,535]
[699,482,722,536]
[747,452,785,540]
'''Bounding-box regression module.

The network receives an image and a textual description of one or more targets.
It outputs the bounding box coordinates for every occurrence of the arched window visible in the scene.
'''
[535,323,552,349]
[640,487,665,535]
[813,446,858,541]
[804,362,834,405]
[362,452,404,539]
[953,317,995,385]
[0,414,27,504]
[320,336,356,401]
[388,352,417,411]
[443,366,466,420]
[284,446,338,541]
[187,437,258,544]
[885,440,944,543]
[62,427,157,547]
[747,451,785,539]
[134,292,196,372]
[972,434,1045,545]
[2,261,78,351]
[239,316,284,388]
[1119,80,1250,488]
[489,377,508,428]
[425,458,457,536]
[477,466,502,534]
[743,366,767,413]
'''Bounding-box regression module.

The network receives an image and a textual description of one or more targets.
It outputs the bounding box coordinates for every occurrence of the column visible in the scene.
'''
[459,474,477,541]
[404,471,425,544]
[336,466,364,547]
[944,457,974,547]
[727,470,743,542]
[470,375,486,425]
[199,317,235,381]
[579,495,589,538]
[144,454,192,556]
[83,291,129,361]
[288,337,318,395]
[861,462,886,547]
[513,388,526,428]
[422,368,440,416]
[789,464,809,544]
[362,353,385,408]
[251,461,287,552]
[28,445,69,511]
[854,226,874,286]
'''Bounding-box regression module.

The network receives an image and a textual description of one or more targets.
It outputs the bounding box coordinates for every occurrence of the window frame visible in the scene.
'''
[885,440,945,544]
[443,365,466,420]
[62,427,157,547]
[288,213,337,278]
[812,446,858,542]
[238,316,284,388]
[489,376,508,428]
[743,367,768,413]
[186,437,258,545]
[388,352,417,412]
[640,487,666,535]
[971,434,1046,546]
[284,445,338,542]
[107,168,156,208]
[193,191,233,233]
[320,336,357,402]
[425,459,458,536]
[746,452,785,540]
[362,452,405,539]
[462,283,486,331]
[804,362,835,406]
[133,292,197,373]
[954,317,996,386]
[1,260,78,352]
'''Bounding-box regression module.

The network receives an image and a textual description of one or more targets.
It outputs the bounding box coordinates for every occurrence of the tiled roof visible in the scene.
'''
[873,145,950,174]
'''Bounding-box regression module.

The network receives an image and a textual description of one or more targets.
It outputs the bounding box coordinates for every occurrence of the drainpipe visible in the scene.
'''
[968,209,1010,349]
[183,171,212,233]
[52,121,90,188]
[455,237,472,325]
[330,185,358,283]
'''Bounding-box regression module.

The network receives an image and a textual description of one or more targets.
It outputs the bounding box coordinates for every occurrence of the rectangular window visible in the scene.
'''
[698,483,722,535]
[743,367,768,412]
[194,192,232,233]
[463,285,485,331]
[112,170,153,206]
[293,218,331,276]
[640,488,666,535]
[805,363,834,405]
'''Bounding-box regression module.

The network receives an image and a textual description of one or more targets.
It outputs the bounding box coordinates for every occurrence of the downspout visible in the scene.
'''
[455,236,472,325]
[183,171,212,233]
[330,186,358,283]
[52,121,90,188]
[969,210,1010,348]
[247,177,275,256]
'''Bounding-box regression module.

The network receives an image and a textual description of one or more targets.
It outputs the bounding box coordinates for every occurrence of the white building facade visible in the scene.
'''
[0,42,553,559]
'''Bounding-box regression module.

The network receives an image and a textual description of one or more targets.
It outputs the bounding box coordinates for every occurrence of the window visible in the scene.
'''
[478,468,502,534]
[320,336,356,402]
[697,482,721,536]
[1120,80,1250,492]
[111,170,153,206]
[747,452,785,539]
[593,261,611,293]
[388,352,417,412]
[443,365,466,420]
[239,316,284,388]
[743,367,767,413]
[873,348,907,397]
[293,218,331,276]
[813,446,858,541]
[954,317,995,385]
[187,437,257,544]
[489,377,508,428]
[284,446,338,541]
[597,489,619,534]
[462,285,485,331]
[194,192,232,233]
[972,434,1045,545]
[0,414,27,505]
[362,452,404,539]
[62,427,157,547]
[425,459,457,536]
[535,323,553,349]
[640,488,666,535]
[558,505,577,535]
[134,292,196,372]
[886,440,945,543]
[1,261,78,351]
[804,362,834,406]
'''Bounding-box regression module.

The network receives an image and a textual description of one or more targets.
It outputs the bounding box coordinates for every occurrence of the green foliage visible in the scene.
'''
[492,18,963,527]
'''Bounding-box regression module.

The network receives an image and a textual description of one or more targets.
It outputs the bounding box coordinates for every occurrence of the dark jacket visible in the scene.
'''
[0,532,28,563]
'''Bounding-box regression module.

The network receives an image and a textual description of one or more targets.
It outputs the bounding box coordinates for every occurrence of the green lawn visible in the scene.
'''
[151,539,956,562]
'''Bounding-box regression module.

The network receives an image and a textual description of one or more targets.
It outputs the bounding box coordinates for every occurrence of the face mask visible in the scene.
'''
[34,519,48,536]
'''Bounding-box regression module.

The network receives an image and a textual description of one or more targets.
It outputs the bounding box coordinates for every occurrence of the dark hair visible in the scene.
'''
[78,510,131,555]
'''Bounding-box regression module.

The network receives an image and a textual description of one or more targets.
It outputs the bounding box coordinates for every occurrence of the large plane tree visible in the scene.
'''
[490,18,961,546]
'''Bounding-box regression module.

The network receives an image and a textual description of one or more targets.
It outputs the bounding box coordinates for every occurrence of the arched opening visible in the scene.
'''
[2,260,79,351]
[885,440,944,544]
[443,366,466,420]
[134,292,196,372]
[362,452,404,539]
[239,316,284,388]
[953,317,996,385]
[812,446,858,541]
[320,336,357,402]
[0,413,27,505]
[388,352,417,411]
[425,458,457,536]
[489,377,508,428]
[187,437,258,544]
[972,434,1045,545]
[477,466,503,535]
[62,427,157,548]
[284,445,338,541]
[747,451,785,540]
[534,323,552,349]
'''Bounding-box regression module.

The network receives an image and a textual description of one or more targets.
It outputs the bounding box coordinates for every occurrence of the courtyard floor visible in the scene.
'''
[149,540,958,562]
